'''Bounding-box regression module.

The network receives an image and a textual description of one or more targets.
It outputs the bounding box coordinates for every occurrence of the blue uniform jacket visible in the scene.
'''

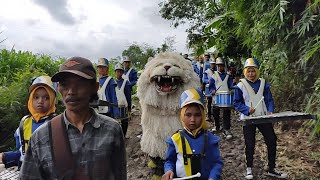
[114,78,132,118]
[99,76,119,118]
[203,68,216,84]
[124,68,138,87]
[3,116,49,168]
[208,72,234,94]
[192,61,199,74]
[193,62,210,83]
[164,130,223,180]
[233,78,274,116]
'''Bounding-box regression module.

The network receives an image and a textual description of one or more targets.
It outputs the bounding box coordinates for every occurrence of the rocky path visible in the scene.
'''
[126,109,320,180]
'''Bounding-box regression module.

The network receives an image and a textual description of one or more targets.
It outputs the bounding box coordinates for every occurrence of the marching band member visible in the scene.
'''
[208,57,233,139]
[122,56,138,88]
[114,63,132,136]
[203,59,216,121]
[162,88,223,180]
[0,76,56,170]
[97,58,118,118]
[233,58,288,179]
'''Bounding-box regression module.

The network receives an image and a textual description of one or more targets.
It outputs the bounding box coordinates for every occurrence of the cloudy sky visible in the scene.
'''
[0,0,189,62]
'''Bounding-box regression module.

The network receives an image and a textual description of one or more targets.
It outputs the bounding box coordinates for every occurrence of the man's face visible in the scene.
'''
[210,63,215,69]
[58,74,97,112]
[97,66,109,77]
[115,70,124,80]
[123,61,131,69]
[204,56,210,61]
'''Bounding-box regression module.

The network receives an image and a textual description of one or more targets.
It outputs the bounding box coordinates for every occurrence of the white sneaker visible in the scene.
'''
[267,170,288,179]
[245,167,253,179]
[223,130,233,140]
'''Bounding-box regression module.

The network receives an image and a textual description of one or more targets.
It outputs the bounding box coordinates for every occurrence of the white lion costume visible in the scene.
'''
[137,52,201,159]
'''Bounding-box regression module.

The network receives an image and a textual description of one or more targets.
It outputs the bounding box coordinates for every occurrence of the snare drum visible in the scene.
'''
[118,106,129,120]
[215,91,233,108]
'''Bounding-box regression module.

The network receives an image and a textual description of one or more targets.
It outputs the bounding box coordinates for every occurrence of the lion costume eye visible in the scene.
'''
[155,63,164,67]
[173,64,180,68]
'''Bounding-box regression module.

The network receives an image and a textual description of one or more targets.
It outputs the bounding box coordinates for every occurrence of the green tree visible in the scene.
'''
[0,49,63,151]
[159,0,320,137]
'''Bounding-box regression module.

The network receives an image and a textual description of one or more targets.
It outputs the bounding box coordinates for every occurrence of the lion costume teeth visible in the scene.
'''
[137,52,201,159]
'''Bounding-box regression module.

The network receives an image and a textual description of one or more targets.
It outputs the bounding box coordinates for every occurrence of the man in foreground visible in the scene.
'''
[19,57,127,180]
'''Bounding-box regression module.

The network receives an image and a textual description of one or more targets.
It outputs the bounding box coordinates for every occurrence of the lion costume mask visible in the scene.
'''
[137,53,201,159]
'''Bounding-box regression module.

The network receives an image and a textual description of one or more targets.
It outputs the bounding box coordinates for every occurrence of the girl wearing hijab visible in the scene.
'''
[162,88,223,180]
[233,58,288,179]
[0,75,56,170]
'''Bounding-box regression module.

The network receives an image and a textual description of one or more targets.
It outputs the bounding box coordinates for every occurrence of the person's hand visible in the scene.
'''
[162,170,174,180]
[209,178,214,180]
[249,107,255,114]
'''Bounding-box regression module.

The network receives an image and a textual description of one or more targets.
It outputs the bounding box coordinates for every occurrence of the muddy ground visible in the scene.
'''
[126,107,320,180]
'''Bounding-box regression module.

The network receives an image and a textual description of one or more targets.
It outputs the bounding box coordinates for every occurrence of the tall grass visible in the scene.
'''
[0,49,63,151]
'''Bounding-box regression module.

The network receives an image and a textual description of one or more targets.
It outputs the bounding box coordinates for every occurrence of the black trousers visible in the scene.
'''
[121,118,129,136]
[212,107,231,130]
[206,97,212,118]
[243,123,277,171]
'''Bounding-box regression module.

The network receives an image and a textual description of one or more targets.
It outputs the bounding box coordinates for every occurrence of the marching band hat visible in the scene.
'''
[180,88,205,109]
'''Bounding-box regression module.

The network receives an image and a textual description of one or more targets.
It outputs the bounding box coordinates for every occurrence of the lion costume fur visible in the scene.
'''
[137,52,201,159]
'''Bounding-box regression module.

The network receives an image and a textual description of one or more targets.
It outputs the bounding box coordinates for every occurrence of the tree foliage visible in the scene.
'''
[159,0,320,137]
[0,49,63,151]
[121,36,177,68]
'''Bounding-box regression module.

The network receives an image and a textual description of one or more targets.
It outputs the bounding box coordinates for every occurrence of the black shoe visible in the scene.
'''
[267,170,288,179]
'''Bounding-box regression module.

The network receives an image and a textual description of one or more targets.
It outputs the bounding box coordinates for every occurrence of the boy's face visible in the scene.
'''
[32,87,51,113]
[97,66,109,77]
[123,61,131,69]
[246,67,256,81]
[217,64,225,72]
[115,69,124,80]
[183,104,202,131]
[210,63,215,69]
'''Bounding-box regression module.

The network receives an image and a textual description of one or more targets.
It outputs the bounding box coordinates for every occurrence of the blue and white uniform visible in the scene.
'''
[114,78,132,118]
[164,130,223,180]
[233,78,274,119]
[98,76,118,118]
[208,71,233,94]
[122,68,138,87]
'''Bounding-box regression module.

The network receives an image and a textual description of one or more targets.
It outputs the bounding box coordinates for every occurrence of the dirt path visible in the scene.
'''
[126,108,320,180]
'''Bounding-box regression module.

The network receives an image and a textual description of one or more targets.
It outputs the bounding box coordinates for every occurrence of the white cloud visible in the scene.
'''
[0,0,190,63]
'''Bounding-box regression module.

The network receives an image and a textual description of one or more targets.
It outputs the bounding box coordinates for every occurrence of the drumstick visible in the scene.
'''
[212,85,222,96]
[173,172,201,180]
[254,96,264,109]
